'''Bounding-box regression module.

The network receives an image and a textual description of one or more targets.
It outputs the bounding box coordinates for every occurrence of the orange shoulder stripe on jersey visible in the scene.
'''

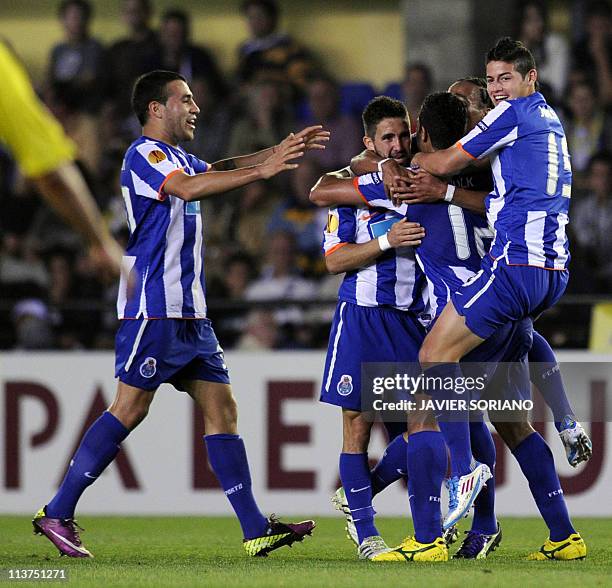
[352,176,373,207]
[157,168,185,200]
[325,242,349,256]
[455,141,477,160]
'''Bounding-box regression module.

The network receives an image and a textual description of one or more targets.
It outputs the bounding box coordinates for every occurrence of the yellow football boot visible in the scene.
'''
[372,536,448,562]
[527,533,586,561]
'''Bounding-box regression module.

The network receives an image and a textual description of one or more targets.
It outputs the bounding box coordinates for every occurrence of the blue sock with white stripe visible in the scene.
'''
[47,411,129,518]
[339,453,378,543]
[512,432,575,541]
[469,420,497,535]
[425,363,473,477]
[371,433,407,496]
[205,434,268,540]
[407,431,446,543]
[529,331,574,431]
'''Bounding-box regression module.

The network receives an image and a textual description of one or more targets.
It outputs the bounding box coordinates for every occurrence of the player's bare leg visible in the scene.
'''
[186,380,315,556]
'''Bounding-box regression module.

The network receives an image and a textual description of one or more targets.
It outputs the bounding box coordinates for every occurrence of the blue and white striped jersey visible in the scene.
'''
[354,173,493,320]
[458,92,570,269]
[117,136,209,319]
[322,202,428,316]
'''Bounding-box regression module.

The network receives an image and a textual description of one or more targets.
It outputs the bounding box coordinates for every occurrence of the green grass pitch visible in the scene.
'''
[1,516,611,587]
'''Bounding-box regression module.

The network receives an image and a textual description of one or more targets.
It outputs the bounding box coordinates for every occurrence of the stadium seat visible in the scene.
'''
[381,81,403,101]
[339,82,376,117]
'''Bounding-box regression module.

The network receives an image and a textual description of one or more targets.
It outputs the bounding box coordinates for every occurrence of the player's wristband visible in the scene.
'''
[378,232,392,251]
[444,184,456,202]
[377,158,392,174]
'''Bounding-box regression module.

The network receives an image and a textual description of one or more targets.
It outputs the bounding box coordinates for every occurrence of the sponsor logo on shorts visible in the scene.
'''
[147,149,167,164]
[140,357,157,378]
[337,374,353,396]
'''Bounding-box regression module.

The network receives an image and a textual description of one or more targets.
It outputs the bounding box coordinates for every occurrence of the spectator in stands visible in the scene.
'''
[401,63,433,133]
[563,82,612,180]
[571,151,612,292]
[267,158,327,270]
[245,230,317,301]
[516,0,569,103]
[187,76,232,164]
[226,179,284,260]
[0,233,49,299]
[47,0,107,115]
[12,299,55,350]
[207,253,256,347]
[237,0,316,96]
[159,9,226,98]
[227,77,295,156]
[236,309,280,350]
[107,0,161,127]
[298,74,363,171]
[571,0,612,106]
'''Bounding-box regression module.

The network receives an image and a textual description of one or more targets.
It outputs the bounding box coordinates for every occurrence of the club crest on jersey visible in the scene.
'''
[327,213,339,233]
[147,149,167,164]
[337,374,353,396]
[139,357,157,378]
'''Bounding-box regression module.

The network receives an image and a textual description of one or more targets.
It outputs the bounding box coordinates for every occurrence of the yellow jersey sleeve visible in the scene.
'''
[0,42,76,177]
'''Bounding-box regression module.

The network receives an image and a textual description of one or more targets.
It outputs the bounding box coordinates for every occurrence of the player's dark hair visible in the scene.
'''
[58,0,92,21]
[418,92,468,150]
[132,70,187,125]
[486,37,536,77]
[241,0,279,22]
[362,96,409,138]
[453,76,495,109]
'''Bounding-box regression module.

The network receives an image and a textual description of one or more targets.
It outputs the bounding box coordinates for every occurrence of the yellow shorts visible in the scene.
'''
[0,42,75,177]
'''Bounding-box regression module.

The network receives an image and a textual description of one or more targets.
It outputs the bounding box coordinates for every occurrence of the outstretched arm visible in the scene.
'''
[211,125,329,171]
[411,144,474,177]
[390,169,488,214]
[164,134,305,201]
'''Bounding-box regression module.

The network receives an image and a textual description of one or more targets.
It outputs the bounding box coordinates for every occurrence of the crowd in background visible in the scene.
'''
[1,0,612,350]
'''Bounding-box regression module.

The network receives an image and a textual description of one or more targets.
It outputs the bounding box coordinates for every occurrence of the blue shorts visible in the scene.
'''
[452,255,568,339]
[115,318,230,392]
[320,302,425,411]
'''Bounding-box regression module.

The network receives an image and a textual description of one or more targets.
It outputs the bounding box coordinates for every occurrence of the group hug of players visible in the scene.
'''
[30,37,591,563]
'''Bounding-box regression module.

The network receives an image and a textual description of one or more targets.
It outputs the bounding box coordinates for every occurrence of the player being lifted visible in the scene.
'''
[406,39,582,549]
[33,70,329,559]
[352,92,584,562]
[401,76,592,470]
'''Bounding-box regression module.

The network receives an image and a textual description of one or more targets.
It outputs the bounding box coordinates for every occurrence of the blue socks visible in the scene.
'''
[512,432,575,541]
[529,331,574,431]
[205,434,268,540]
[426,363,473,477]
[47,411,129,518]
[407,431,446,543]
[469,420,497,535]
[339,453,378,543]
[371,433,407,496]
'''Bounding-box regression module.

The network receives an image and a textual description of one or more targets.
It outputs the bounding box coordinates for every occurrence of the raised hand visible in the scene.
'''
[293,125,330,151]
[260,133,305,178]
[391,169,447,204]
